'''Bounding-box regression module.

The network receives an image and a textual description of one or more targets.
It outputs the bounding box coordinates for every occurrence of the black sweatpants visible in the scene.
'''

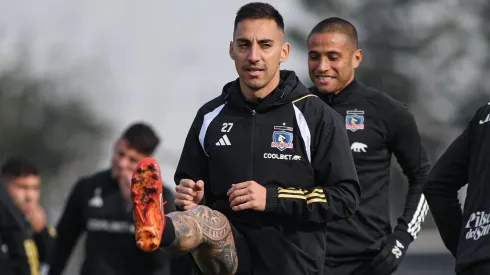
[324,260,375,275]
[458,261,490,275]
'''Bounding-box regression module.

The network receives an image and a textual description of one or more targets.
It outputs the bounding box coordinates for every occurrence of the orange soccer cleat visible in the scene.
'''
[130,157,166,252]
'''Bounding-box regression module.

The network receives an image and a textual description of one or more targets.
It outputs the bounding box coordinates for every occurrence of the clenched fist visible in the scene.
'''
[175,179,204,210]
[227,181,266,211]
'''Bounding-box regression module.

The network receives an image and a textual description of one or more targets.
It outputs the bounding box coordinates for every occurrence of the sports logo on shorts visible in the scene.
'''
[346,110,365,132]
[271,125,293,151]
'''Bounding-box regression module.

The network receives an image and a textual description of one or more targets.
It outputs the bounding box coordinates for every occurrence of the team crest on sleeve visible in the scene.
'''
[346,110,365,132]
[271,124,293,151]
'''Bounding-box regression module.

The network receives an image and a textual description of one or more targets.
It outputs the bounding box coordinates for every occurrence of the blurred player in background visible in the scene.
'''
[46,122,191,275]
[0,156,56,275]
[307,17,431,275]
[424,103,490,275]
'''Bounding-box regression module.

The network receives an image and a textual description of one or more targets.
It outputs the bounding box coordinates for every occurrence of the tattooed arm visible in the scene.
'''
[164,206,238,275]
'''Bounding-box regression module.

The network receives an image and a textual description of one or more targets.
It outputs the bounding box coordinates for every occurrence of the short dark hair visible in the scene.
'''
[308,17,358,48]
[234,2,284,33]
[1,156,39,180]
[120,122,160,155]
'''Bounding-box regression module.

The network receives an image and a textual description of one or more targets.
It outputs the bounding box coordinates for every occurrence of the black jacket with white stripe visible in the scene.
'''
[424,103,490,273]
[46,170,189,275]
[0,182,55,275]
[174,70,360,275]
[310,79,431,262]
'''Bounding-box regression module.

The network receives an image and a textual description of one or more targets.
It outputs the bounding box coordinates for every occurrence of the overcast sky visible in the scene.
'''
[0,0,323,188]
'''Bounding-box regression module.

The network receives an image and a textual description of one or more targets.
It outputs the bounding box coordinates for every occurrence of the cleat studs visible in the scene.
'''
[131,178,137,184]
[136,167,143,173]
[152,174,159,180]
[148,164,155,171]
[143,187,158,194]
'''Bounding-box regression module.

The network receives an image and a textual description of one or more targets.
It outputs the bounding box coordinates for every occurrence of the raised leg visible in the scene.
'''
[131,157,238,275]
[166,206,238,275]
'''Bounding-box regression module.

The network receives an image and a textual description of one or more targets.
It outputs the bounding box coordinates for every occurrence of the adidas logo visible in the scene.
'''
[216,134,231,146]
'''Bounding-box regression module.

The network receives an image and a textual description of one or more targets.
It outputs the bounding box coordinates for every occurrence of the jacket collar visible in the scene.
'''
[311,78,358,105]
[223,70,309,113]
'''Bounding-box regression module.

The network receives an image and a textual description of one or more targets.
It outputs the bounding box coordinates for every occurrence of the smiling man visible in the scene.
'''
[129,3,360,275]
[307,17,431,275]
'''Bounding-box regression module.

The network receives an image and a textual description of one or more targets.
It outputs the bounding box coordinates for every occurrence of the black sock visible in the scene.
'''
[160,216,176,247]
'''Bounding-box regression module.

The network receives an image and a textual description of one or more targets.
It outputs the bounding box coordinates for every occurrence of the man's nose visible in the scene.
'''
[318,57,331,72]
[248,44,261,63]
[118,157,130,169]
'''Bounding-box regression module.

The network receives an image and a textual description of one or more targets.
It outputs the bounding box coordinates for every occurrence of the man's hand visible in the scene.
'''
[371,233,409,275]
[118,171,132,200]
[25,204,47,233]
[227,181,266,211]
[175,179,204,210]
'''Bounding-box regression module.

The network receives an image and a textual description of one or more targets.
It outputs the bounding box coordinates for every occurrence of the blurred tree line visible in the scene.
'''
[288,0,490,228]
[0,52,110,208]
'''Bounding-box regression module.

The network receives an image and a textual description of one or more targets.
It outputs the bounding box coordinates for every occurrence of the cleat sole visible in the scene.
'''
[131,157,166,252]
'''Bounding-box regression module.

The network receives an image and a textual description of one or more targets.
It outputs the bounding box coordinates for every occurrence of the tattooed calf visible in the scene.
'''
[165,206,238,275]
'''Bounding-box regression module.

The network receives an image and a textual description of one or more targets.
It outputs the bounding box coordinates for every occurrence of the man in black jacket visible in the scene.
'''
[0,183,16,275]
[129,3,360,275]
[424,103,490,275]
[46,122,190,275]
[0,156,56,275]
[307,18,431,275]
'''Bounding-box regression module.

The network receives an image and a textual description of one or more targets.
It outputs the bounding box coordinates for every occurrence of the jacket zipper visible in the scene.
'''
[250,109,256,179]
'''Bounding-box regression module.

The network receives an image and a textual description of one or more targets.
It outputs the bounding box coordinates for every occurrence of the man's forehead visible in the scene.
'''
[308,32,353,50]
[10,175,40,186]
[234,18,283,40]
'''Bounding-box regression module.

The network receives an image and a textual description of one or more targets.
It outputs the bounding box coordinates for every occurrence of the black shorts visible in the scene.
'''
[189,224,251,275]
[458,261,490,275]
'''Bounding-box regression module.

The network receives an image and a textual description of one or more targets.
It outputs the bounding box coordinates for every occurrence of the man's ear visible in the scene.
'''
[352,49,363,69]
[280,42,291,63]
[113,138,122,151]
[229,41,235,60]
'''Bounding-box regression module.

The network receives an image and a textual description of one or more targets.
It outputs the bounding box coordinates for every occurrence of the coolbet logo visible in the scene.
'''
[346,110,365,132]
[271,125,293,151]
[263,153,301,161]
[465,211,490,240]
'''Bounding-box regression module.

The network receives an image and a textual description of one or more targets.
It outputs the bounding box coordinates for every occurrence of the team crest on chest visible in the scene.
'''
[346,110,365,132]
[271,124,293,151]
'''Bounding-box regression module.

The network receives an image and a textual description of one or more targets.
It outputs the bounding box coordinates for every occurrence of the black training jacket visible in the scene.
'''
[174,70,360,275]
[0,182,55,275]
[46,169,189,275]
[424,102,490,273]
[310,79,431,262]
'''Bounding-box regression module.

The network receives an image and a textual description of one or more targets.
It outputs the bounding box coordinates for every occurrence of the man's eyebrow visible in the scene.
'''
[235,38,275,44]
[236,38,250,43]
[308,49,342,55]
[258,39,274,44]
